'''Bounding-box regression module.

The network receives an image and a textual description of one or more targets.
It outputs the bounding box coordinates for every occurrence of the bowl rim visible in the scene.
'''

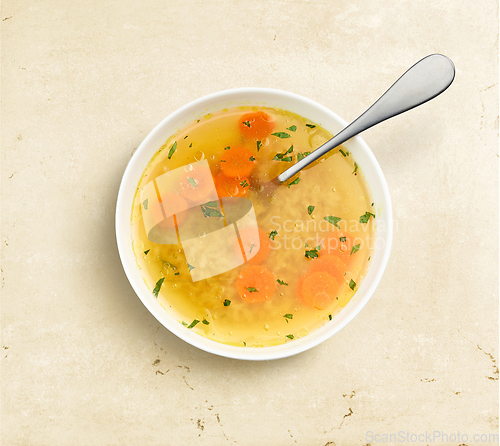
[116,87,393,361]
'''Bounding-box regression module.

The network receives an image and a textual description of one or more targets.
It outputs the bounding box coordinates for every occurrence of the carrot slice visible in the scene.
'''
[322,231,363,261]
[239,111,274,139]
[236,265,276,303]
[298,271,339,310]
[178,167,214,202]
[214,173,250,197]
[308,254,346,283]
[220,146,256,178]
[237,227,271,264]
[159,192,188,227]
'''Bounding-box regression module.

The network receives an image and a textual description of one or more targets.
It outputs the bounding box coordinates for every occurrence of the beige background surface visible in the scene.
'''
[1,1,498,445]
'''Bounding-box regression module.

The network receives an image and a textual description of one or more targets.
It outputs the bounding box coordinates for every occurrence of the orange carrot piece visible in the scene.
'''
[220,146,256,178]
[322,231,362,261]
[236,265,276,303]
[298,271,339,310]
[178,167,214,202]
[308,254,346,283]
[237,227,271,264]
[239,111,274,139]
[214,173,250,198]
[160,192,188,227]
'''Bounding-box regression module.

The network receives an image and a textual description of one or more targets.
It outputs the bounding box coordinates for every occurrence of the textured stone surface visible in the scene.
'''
[1,1,498,445]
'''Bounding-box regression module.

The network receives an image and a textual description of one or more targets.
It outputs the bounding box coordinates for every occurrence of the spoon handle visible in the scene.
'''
[276,54,455,183]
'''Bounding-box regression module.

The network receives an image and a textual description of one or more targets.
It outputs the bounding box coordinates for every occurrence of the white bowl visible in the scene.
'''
[116,88,392,361]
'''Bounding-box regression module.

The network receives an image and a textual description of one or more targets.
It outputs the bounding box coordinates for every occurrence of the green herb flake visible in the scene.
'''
[246,287,258,293]
[273,145,294,162]
[224,146,230,150]
[201,202,224,218]
[349,279,356,290]
[359,211,375,224]
[305,245,320,259]
[324,216,341,228]
[269,230,278,240]
[144,249,150,255]
[339,148,349,157]
[340,236,347,242]
[287,125,297,132]
[350,244,360,255]
[307,205,315,216]
[243,120,251,127]
[187,176,197,188]
[167,141,177,159]
[286,334,294,340]
[353,162,359,174]
[277,279,289,286]
[284,313,293,320]
[240,180,249,187]
[249,243,255,253]
[142,199,148,210]
[184,135,188,139]
[306,124,316,128]
[152,278,165,298]
[223,299,231,306]
[328,314,332,320]
[249,156,256,161]
[257,141,262,151]
[182,321,188,326]
[189,143,193,148]
[297,151,311,162]
[272,132,291,139]
[202,319,210,325]
[188,264,195,271]
[163,260,177,271]
[287,177,301,188]
[187,319,200,329]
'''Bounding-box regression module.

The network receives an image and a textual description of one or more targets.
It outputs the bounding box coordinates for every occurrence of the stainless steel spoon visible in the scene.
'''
[271,54,455,187]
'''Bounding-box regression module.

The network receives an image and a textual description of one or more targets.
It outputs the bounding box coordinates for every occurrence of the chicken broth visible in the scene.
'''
[131,106,375,347]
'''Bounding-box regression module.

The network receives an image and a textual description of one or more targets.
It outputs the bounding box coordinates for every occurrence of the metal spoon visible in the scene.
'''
[268,54,455,188]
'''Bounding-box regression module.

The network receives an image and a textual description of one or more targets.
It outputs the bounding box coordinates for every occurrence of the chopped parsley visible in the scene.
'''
[305,245,320,259]
[349,279,356,290]
[324,216,341,228]
[297,151,311,162]
[286,334,294,340]
[187,319,200,329]
[353,162,359,174]
[249,243,255,253]
[249,156,256,161]
[187,176,197,188]
[144,249,150,255]
[269,230,278,240]
[350,244,360,255]
[284,313,293,320]
[277,279,288,286]
[188,264,195,271]
[306,124,316,128]
[328,314,332,320]
[246,287,258,292]
[240,180,249,188]
[223,299,231,306]
[339,148,349,157]
[182,321,188,326]
[201,201,223,218]
[272,132,291,139]
[257,141,262,151]
[340,236,347,242]
[359,211,375,223]
[142,199,148,210]
[202,319,210,325]
[307,205,315,216]
[287,177,300,188]
[242,120,251,127]
[273,145,294,162]
[224,146,230,150]
[152,278,165,298]
[287,125,297,132]
[167,141,177,159]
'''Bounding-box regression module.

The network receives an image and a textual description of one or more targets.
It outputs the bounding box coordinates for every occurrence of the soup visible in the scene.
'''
[131,106,375,347]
